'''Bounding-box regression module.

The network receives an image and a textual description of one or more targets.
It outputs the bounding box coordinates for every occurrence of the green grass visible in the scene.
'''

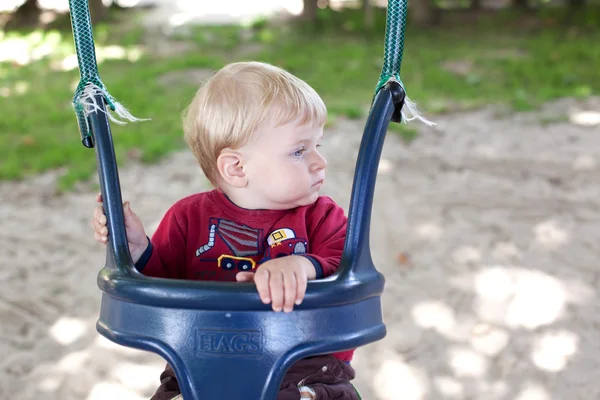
[388,123,420,144]
[0,6,598,190]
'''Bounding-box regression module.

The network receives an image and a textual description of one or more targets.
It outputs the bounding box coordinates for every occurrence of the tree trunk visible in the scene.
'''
[514,0,529,9]
[410,0,438,27]
[568,0,586,8]
[470,0,482,11]
[5,0,41,30]
[302,0,319,22]
[89,0,109,23]
[564,0,586,25]
[364,0,374,30]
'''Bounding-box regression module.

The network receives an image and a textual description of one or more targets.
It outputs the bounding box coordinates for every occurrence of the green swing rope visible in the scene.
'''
[68,0,147,147]
[67,0,432,143]
[375,0,434,125]
[376,0,408,93]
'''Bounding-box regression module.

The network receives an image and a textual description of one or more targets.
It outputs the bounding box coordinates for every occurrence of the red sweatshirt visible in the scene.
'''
[135,189,354,361]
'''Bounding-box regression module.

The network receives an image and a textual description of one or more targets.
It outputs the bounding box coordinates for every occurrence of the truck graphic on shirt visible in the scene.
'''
[265,228,308,258]
[195,219,307,271]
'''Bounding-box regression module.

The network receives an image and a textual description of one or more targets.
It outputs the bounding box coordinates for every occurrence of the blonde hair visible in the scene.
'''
[183,61,327,186]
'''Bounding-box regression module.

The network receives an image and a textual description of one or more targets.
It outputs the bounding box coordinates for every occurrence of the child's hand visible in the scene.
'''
[236,256,316,313]
[92,193,149,264]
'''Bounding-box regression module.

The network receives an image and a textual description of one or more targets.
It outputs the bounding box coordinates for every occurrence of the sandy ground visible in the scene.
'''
[1,94,600,399]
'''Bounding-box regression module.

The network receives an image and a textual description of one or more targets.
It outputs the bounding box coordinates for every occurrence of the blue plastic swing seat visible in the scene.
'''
[90,81,405,400]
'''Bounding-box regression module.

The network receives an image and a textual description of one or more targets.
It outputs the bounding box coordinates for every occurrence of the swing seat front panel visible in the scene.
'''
[96,292,385,400]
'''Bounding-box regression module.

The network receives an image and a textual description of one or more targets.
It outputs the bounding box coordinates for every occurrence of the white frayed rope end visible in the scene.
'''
[78,83,150,125]
[402,95,436,127]
[386,76,436,127]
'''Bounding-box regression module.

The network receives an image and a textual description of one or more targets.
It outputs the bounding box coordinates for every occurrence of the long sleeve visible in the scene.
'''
[304,198,348,278]
[135,205,187,279]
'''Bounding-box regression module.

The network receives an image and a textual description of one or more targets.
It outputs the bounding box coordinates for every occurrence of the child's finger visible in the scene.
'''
[268,271,284,312]
[92,219,108,236]
[235,272,255,282]
[254,268,271,305]
[93,206,106,225]
[122,202,139,227]
[123,201,132,215]
[294,271,308,306]
[94,231,108,244]
[282,273,297,313]
[95,193,103,203]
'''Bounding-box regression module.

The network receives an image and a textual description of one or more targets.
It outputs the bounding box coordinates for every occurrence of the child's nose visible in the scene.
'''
[312,152,327,171]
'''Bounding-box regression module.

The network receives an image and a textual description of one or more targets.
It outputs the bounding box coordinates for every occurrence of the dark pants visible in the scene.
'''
[150,354,359,400]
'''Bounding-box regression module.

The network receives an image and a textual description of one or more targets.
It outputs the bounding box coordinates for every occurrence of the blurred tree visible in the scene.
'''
[564,0,587,25]
[4,0,41,29]
[513,0,531,10]
[302,0,319,22]
[89,0,109,23]
[568,0,586,8]
[364,0,374,30]
[470,0,482,10]
[4,0,109,29]
[411,0,440,26]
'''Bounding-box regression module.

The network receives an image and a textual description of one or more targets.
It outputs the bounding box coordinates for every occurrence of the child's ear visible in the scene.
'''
[217,149,247,188]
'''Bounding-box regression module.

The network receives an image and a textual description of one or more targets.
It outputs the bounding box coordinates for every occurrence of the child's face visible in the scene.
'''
[243,119,327,210]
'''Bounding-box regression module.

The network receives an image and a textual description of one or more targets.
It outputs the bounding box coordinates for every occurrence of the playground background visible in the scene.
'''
[1,0,599,398]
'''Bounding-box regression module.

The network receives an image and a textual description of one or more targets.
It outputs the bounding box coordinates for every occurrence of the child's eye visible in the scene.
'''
[292,148,305,157]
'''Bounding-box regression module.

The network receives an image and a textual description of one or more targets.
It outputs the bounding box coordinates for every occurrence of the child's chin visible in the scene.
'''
[298,192,320,205]
[279,198,308,209]
[276,191,320,208]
